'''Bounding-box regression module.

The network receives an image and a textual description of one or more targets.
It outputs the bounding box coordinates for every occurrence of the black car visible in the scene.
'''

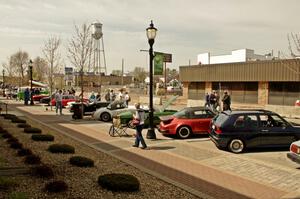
[209,110,300,153]
[71,101,110,119]
[39,94,55,105]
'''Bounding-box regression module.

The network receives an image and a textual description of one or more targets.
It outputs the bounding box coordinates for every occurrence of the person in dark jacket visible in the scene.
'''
[24,88,30,105]
[222,91,231,111]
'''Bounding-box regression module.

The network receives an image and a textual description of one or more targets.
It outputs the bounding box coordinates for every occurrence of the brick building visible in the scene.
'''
[180,59,300,107]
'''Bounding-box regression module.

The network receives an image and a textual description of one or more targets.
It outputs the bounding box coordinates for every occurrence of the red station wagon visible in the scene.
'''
[158,107,215,139]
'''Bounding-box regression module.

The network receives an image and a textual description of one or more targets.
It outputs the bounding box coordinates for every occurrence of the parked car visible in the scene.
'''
[51,95,88,107]
[40,94,55,105]
[209,110,300,153]
[287,140,300,164]
[158,107,215,139]
[118,96,179,128]
[92,100,136,122]
[70,101,110,119]
[32,94,49,101]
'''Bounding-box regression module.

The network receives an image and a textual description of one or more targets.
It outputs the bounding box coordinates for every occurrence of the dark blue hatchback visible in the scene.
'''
[209,110,300,153]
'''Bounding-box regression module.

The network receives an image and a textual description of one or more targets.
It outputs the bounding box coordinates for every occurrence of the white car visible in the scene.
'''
[92,100,136,122]
[287,140,300,164]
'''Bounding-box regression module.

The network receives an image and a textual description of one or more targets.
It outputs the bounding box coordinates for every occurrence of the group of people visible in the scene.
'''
[205,90,231,112]
[104,89,131,106]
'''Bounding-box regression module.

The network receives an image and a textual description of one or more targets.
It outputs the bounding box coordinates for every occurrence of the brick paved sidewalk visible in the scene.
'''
[4,101,300,199]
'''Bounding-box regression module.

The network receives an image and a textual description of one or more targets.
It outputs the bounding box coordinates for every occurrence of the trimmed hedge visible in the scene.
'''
[11,118,26,124]
[69,156,94,167]
[6,137,19,144]
[0,129,8,134]
[31,134,54,142]
[2,133,12,139]
[24,155,41,165]
[48,144,75,154]
[24,127,42,134]
[10,142,23,149]
[17,148,33,156]
[44,180,68,193]
[31,165,54,178]
[98,173,140,192]
[0,177,17,190]
[17,124,31,128]
[3,114,17,120]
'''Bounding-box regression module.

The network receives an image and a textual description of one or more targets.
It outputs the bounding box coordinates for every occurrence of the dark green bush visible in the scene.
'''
[8,192,28,199]
[31,134,54,142]
[10,142,23,149]
[44,180,68,193]
[0,129,8,134]
[3,114,17,120]
[24,155,41,165]
[0,176,17,190]
[24,127,42,134]
[48,144,75,154]
[2,133,12,139]
[31,165,54,178]
[69,156,94,167]
[17,148,33,156]
[11,118,26,124]
[98,173,140,192]
[17,123,31,128]
[6,137,19,143]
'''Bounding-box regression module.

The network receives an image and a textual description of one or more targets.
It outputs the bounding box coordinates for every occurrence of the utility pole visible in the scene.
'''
[121,58,124,86]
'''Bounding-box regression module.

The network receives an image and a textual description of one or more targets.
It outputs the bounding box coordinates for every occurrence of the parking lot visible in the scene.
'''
[3,99,300,199]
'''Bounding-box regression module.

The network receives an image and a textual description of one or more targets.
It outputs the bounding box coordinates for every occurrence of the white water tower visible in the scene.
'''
[90,21,107,75]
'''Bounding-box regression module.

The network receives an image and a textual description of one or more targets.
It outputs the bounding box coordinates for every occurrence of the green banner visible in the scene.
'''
[154,52,164,75]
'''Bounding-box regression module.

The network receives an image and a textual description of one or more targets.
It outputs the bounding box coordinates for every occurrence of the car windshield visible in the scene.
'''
[107,101,126,110]
[213,113,229,127]
[173,108,188,119]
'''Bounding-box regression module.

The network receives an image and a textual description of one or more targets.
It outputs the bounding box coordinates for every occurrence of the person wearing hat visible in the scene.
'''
[132,103,147,149]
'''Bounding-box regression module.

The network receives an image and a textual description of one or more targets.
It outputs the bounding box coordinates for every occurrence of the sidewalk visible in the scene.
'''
[2,99,300,199]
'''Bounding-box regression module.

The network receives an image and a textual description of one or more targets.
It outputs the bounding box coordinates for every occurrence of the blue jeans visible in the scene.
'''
[134,124,146,148]
[56,101,62,115]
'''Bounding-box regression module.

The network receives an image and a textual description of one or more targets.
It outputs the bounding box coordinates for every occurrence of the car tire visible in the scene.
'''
[228,139,245,153]
[176,126,192,139]
[101,112,111,122]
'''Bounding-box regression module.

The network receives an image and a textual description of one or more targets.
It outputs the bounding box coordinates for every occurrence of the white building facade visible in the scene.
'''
[197,49,274,65]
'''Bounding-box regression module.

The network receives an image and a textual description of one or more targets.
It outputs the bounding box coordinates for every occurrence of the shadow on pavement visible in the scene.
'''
[245,146,289,153]
[149,146,176,150]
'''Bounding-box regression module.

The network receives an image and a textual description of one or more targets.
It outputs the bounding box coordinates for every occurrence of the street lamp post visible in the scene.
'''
[29,60,34,105]
[146,20,157,139]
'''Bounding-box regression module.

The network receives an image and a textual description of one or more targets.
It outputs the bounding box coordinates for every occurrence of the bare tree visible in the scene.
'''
[33,56,48,82]
[43,36,61,110]
[9,50,29,86]
[132,67,147,83]
[67,23,93,118]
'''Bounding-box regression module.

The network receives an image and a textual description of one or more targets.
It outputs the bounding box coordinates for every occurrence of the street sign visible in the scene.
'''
[154,51,172,63]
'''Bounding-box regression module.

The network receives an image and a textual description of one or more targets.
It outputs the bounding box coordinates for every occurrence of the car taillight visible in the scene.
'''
[291,144,300,154]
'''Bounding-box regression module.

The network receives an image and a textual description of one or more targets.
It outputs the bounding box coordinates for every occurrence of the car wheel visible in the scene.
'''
[101,112,111,122]
[228,139,245,153]
[177,126,192,139]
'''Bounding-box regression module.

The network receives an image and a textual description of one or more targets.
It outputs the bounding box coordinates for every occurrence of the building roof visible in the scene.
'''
[180,59,300,82]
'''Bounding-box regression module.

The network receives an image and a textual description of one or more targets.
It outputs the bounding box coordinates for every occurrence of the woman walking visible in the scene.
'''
[132,103,147,149]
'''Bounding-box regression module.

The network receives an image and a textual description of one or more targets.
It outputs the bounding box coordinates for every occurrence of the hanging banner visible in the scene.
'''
[154,52,164,75]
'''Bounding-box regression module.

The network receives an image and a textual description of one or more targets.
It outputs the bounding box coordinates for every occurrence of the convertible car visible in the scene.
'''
[70,101,110,119]
[118,96,179,128]
[92,100,138,122]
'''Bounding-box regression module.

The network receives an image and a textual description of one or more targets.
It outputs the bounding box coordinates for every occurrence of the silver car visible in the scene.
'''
[92,100,136,122]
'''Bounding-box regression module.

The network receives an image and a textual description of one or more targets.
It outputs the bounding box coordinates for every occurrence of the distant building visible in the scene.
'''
[197,49,275,65]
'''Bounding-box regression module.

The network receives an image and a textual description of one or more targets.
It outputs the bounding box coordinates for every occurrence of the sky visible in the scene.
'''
[0,0,300,74]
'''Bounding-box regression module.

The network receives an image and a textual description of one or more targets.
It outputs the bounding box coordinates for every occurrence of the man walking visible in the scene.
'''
[132,103,147,149]
[222,91,231,111]
[55,90,63,115]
